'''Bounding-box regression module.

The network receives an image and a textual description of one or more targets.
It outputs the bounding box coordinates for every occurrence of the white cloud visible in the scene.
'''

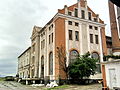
[0,0,111,76]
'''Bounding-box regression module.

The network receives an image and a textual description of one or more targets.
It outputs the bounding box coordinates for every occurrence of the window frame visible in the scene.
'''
[88,12,92,20]
[75,22,79,26]
[69,30,73,40]
[68,21,72,25]
[74,8,78,17]
[90,34,93,43]
[95,35,99,44]
[49,52,53,75]
[81,10,85,19]
[75,31,79,41]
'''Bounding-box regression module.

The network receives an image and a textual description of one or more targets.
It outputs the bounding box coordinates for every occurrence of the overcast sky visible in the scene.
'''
[0,0,110,76]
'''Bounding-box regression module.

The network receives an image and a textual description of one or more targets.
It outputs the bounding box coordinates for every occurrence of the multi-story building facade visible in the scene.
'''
[18,47,31,79]
[18,0,107,84]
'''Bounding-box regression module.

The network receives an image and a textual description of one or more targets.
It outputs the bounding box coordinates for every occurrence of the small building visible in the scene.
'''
[18,47,31,79]
[101,1,120,90]
[101,59,120,89]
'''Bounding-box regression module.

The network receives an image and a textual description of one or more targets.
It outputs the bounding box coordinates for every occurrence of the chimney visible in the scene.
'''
[84,0,87,8]
[64,5,68,14]
[96,14,99,22]
[108,1,120,54]
[80,0,87,8]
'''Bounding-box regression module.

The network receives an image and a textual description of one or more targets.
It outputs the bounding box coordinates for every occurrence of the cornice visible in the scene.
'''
[56,13,106,27]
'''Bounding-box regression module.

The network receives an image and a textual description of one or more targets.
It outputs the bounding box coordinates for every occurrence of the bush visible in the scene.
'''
[68,52,97,80]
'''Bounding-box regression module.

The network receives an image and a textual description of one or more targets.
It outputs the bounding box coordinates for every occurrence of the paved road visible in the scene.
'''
[0,81,102,90]
[0,81,43,90]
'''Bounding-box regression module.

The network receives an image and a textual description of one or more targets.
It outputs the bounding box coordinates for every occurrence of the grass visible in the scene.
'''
[0,77,5,81]
[45,85,69,90]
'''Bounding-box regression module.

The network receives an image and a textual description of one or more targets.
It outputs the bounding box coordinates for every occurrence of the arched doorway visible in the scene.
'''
[41,56,44,78]
[69,50,79,64]
[49,52,53,75]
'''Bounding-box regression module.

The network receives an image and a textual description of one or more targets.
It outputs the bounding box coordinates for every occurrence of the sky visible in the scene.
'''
[0,0,110,76]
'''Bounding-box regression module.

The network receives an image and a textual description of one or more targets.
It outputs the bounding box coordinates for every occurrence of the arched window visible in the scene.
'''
[91,52,99,60]
[91,52,101,73]
[41,56,44,78]
[69,50,79,64]
[49,52,53,75]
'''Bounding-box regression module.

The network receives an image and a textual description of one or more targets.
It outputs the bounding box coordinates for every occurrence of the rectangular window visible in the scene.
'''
[89,25,93,29]
[49,24,53,31]
[74,8,78,17]
[81,10,85,19]
[68,21,72,25]
[95,27,98,30]
[68,11,72,16]
[52,33,53,43]
[94,18,98,22]
[49,35,50,44]
[43,40,45,48]
[88,12,92,20]
[90,34,93,43]
[75,22,79,26]
[51,24,53,28]
[75,31,79,41]
[41,41,42,49]
[32,44,35,52]
[95,35,99,44]
[49,27,51,31]
[69,30,72,40]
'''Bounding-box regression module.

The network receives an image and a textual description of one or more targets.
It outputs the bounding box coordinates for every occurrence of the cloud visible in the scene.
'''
[0,0,111,76]
[0,0,47,76]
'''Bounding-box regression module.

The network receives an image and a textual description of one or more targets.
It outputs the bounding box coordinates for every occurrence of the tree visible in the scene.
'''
[56,45,69,80]
[68,52,97,80]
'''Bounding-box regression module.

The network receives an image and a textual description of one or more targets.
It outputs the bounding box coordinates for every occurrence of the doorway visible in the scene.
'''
[109,68,117,89]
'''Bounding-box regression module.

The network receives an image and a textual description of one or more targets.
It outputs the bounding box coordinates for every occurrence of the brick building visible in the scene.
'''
[18,0,107,84]
[101,1,120,89]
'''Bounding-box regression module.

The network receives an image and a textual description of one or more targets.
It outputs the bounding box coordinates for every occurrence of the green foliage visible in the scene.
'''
[0,77,5,81]
[104,55,120,61]
[68,52,98,79]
